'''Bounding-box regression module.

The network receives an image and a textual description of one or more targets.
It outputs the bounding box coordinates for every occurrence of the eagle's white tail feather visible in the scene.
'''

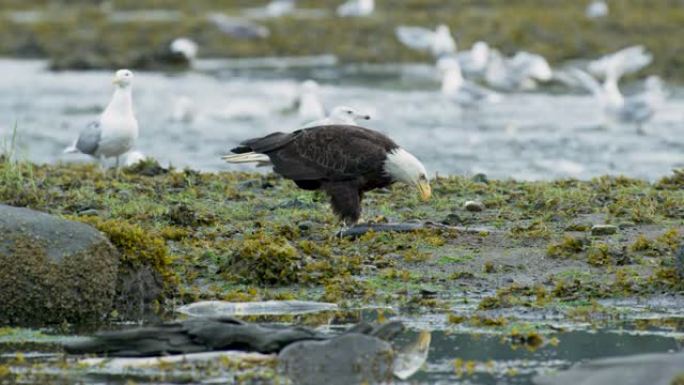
[222,152,270,164]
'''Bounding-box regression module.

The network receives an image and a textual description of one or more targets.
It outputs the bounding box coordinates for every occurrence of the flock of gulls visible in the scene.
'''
[62,0,668,225]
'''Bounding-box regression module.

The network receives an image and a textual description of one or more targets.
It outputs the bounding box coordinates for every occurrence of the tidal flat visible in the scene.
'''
[0,157,682,383]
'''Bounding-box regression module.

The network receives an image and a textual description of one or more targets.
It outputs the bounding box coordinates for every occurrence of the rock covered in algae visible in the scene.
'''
[0,204,119,326]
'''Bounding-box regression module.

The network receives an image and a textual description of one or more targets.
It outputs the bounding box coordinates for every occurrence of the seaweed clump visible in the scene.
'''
[75,217,178,317]
[222,233,303,286]
[220,232,363,288]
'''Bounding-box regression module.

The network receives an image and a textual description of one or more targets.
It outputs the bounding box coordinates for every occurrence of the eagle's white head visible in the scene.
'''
[384,148,431,201]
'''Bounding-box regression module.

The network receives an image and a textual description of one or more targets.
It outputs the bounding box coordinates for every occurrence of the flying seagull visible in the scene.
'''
[457,41,490,77]
[64,69,139,168]
[568,69,665,134]
[302,105,370,128]
[484,50,553,91]
[587,45,652,80]
[222,125,431,225]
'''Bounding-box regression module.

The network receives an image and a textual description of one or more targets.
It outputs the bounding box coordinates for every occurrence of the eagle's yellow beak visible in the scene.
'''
[417,180,432,201]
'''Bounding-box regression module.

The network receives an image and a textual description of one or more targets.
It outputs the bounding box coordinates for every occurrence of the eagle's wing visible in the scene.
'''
[269,126,394,181]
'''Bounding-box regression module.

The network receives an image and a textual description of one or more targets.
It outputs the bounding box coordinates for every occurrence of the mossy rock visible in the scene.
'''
[0,204,119,326]
[75,217,178,319]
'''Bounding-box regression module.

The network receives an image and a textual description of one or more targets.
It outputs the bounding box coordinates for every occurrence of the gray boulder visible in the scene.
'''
[0,204,119,326]
[278,333,395,385]
[534,351,684,385]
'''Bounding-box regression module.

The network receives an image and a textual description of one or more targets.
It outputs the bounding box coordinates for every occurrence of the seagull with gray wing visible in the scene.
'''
[302,105,371,128]
[64,69,139,168]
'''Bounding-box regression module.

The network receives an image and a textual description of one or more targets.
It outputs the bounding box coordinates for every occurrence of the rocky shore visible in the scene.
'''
[0,159,681,326]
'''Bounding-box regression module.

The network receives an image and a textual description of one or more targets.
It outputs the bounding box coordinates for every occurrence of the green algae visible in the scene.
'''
[0,160,682,322]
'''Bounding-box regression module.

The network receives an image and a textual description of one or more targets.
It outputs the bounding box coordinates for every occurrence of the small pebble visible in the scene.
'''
[442,213,462,226]
[464,200,485,212]
[591,224,618,236]
[297,221,314,231]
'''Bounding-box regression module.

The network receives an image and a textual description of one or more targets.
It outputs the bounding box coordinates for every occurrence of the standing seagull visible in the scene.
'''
[64,69,139,168]
[223,125,431,225]
[296,80,327,123]
[337,0,374,17]
[585,0,609,19]
[302,105,371,128]
[438,57,501,107]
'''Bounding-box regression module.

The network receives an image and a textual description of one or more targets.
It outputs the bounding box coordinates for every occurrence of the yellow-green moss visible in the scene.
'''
[587,242,612,267]
[75,217,177,289]
[547,236,586,258]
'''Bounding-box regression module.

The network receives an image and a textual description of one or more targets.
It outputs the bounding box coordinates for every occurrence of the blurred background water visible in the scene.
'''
[1,58,682,180]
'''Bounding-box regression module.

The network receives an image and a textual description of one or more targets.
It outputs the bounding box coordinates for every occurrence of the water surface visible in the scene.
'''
[1,59,682,180]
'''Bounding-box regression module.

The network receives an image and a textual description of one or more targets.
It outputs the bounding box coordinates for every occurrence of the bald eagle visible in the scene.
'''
[222,125,431,224]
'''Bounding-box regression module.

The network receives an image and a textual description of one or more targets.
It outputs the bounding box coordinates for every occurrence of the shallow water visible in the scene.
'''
[0,58,682,180]
[1,307,682,385]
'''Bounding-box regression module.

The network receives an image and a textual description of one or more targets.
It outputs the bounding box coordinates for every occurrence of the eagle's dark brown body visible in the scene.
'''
[232,125,399,223]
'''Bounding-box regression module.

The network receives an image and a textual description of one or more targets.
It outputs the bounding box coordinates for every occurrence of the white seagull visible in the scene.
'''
[266,0,296,17]
[170,96,197,123]
[169,37,198,62]
[64,69,139,168]
[568,68,666,134]
[585,1,609,19]
[244,0,296,18]
[457,41,490,77]
[302,105,371,128]
[337,0,374,17]
[438,56,502,107]
[395,24,456,58]
[588,45,653,80]
[485,50,553,91]
[124,150,147,167]
[296,80,326,123]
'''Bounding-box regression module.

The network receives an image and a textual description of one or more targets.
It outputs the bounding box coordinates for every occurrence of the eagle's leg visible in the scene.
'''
[323,182,362,226]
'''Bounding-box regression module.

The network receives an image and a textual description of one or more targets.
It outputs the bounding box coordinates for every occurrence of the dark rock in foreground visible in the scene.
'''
[64,317,326,356]
[278,334,395,385]
[534,351,684,385]
[0,204,119,326]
